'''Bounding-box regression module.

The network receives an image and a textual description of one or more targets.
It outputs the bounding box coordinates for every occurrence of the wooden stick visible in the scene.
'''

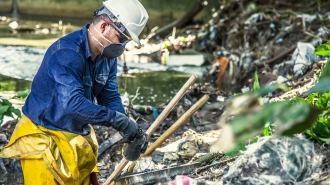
[127,94,209,172]
[144,94,209,156]
[145,75,197,136]
[103,75,197,185]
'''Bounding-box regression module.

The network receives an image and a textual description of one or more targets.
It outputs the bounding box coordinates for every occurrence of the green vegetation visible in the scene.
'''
[0,96,23,121]
[0,90,28,122]
[221,44,330,156]
[304,92,330,143]
[0,80,16,92]
[0,74,32,92]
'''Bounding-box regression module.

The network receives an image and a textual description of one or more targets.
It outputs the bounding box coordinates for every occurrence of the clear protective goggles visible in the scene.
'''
[94,6,132,43]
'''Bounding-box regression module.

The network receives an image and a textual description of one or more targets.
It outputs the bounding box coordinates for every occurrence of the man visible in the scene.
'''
[0,0,149,184]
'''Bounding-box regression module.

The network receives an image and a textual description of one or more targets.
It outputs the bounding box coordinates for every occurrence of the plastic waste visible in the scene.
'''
[168,175,198,185]
[222,136,323,185]
[121,92,130,107]
[133,105,158,118]
[291,42,319,77]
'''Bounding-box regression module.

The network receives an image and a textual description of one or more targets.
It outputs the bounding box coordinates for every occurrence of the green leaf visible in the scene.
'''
[322,110,330,117]
[224,143,247,157]
[319,59,330,80]
[14,89,30,99]
[0,105,10,120]
[230,102,279,143]
[0,97,22,120]
[0,98,12,106]
[305,128,330,143]
[315,93,330,109]
[255,83,289,97]
[9,107,21,118]
[291,96,307,103]
[312,121,330,138]
[305,77,330,95]
[275,103,321,136]
[314,42,330,56]
[229,101,321,145]
[262,123,273,136]
[253,71,260,92]
[305,93,319,105]
[0,105,10,115]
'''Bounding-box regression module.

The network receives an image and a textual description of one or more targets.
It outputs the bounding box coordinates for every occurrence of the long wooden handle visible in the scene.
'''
[128,94,209,172]
[103,75,197,185]
[144,94,209,156]
[145,75,197,136]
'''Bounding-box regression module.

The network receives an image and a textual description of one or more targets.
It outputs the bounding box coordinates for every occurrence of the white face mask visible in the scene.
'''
[88,23,126,59]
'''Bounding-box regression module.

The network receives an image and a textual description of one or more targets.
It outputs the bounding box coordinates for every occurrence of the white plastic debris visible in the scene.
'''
[133,156,155,173]
[222,136,323,185]
[290,42,318,78]
[8,21,18,29]
[121,92,130,107]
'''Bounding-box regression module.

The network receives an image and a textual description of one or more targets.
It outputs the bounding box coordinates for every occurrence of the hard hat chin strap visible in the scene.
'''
[90,23,113,46]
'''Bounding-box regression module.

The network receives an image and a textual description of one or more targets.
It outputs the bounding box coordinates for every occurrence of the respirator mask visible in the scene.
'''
[88,23,126,59]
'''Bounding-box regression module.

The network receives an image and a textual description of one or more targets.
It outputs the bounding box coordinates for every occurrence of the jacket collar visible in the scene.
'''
[82,24,92,60]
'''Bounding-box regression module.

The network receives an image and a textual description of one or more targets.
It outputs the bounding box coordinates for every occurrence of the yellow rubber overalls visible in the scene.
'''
[0,115,99,185]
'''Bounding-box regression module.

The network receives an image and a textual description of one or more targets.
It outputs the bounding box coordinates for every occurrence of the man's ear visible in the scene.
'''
[99,22,108,33]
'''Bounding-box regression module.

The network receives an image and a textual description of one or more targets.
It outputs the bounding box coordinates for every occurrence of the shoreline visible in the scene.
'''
[0,37,57,48]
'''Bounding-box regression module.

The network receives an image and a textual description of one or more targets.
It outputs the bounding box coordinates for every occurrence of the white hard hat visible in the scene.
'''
[97,0,149,46]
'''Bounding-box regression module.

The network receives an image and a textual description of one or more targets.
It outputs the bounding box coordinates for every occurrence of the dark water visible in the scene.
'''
[0,71,199,106]
[118,71,195,106]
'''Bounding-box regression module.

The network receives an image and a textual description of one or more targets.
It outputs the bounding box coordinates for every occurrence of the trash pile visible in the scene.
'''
[124,0,330,94]
[2,0,330,184]
[96,0,330,184]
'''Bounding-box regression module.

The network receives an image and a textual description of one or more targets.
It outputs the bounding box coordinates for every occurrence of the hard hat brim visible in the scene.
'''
[101,0,148,46]
[129,31,141,46]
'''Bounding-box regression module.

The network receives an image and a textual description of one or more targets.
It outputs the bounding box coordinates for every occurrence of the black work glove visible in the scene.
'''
[112,111,138,142]
[122,127,149,161]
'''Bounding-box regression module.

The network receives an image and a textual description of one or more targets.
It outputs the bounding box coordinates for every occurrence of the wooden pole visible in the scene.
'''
[145,75,197,136]
[128,94,209,172]
[103,75,198,185]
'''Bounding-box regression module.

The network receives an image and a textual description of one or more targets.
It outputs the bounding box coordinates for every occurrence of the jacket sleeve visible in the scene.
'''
[48,49,116,126]
[96,58,126,115]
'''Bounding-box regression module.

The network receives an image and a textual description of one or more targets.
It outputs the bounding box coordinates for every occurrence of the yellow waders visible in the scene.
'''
[0,115,99,185]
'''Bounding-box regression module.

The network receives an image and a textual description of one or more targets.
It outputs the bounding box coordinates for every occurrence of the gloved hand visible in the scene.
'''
[112,111,138,142]
[122,127,149,161]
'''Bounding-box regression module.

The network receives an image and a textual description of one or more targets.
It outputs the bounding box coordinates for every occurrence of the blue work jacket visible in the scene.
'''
[22,24,125,135]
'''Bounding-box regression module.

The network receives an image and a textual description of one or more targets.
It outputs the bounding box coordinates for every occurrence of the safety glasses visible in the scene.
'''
[100,17,131,43]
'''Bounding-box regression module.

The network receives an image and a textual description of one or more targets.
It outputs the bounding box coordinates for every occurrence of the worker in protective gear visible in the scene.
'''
[0,0,149,184]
